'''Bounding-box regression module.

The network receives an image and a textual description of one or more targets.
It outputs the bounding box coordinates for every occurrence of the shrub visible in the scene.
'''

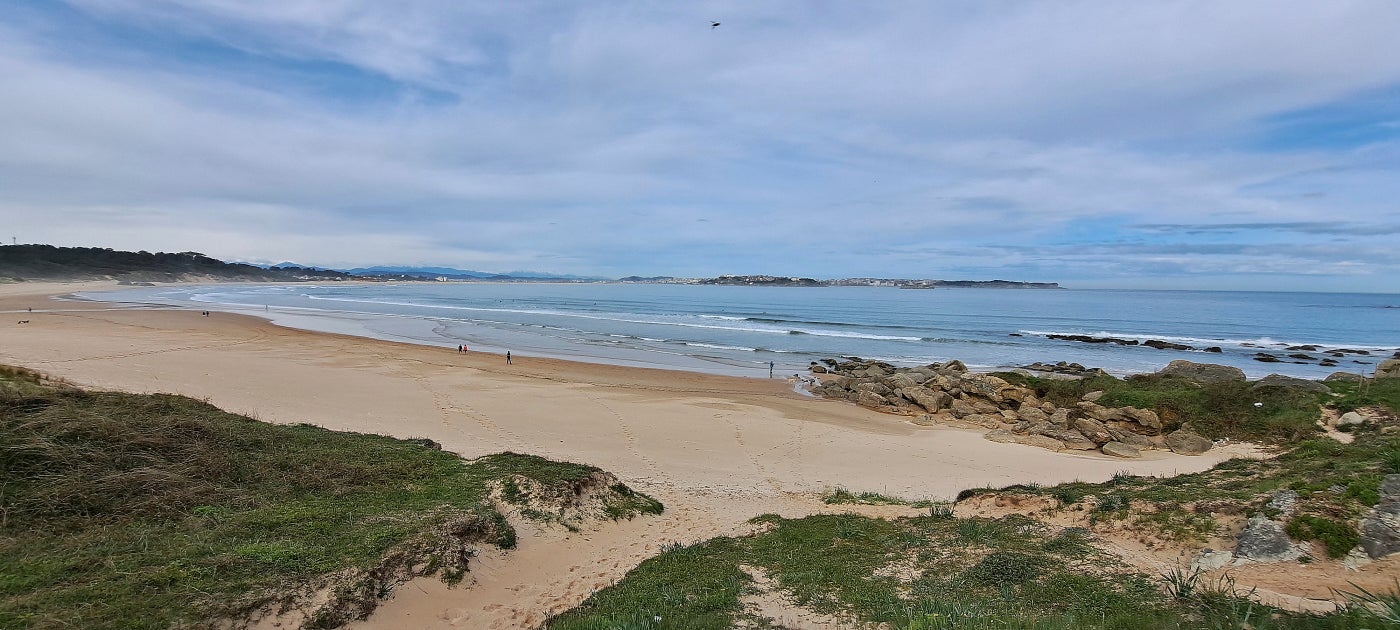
[1285,515,1360,559]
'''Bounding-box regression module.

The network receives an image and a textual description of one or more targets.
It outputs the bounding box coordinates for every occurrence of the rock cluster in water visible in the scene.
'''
[808,357,1213,458]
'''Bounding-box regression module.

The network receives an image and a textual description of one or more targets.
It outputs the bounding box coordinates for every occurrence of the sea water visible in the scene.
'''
[79,283,1400,380]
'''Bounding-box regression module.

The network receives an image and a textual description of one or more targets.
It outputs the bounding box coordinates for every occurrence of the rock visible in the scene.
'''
[949,397,1000,418]
[1235,515,1302,563]
[1252,374,1331,395]
[1101,442,1141,458]
[1156,360,1246,384]
[964,413,1008,428]
[1165,429,1213,455]
[855,390,889,409]
[1016,406,1049,424]
[861,365,889,378]
[1336,412,1368,428]
[942,360,968,373]
[1360,474,1400,559]
[1048,408,1071,428]
[1325,371,1365,383]
[1191,549,1234,573]
[1106,427,1154,450]
[1040,428,1098,450]
[955,374,1013,402]
[886,373,920,390]
[1047,333,1139,345]
[1118,407,1162,430]
[1144,339,1193,351]
[985,430,1065,451]
[1253,353,1282,363]
[1203,346,1223,353]
[1081,390,1105,403]
[809,364,828,374]
[1266,490,1299,517]
[1072,417,1114,445]
[1376,359,1400,379]
[903,386,952,414]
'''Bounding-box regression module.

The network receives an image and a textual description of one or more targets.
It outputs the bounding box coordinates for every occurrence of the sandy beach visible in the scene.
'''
[0,282,1263,628]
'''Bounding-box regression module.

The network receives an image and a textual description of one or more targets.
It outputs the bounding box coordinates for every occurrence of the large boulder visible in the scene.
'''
[886,373,921,390]
[1118,407,1162,430]
[1252,374,1330,395]
[1101,442,1142,458]
[1376,359,1400,379]
[1360,474,1400,559]
[1039,428,1098,450]
[1165,429,1213,455]
[1156,360,1246,384]
[949,397,1000,418]
[954,374,1013,402]
[1072,417,1114,445]
[1106,427,1154,450]
[1234,515,1301,563]
[854,390,889,410]
[1324,371,1365,383]
[985,430,1065,451]
[902,386,952,413]
[1016,406,1049,424]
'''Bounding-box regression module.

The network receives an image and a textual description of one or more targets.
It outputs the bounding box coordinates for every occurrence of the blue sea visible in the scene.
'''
[81,283,1400,380]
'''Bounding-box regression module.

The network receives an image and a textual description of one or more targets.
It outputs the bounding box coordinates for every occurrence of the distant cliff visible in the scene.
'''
[0,245,350,282]
[688,275,1060,289]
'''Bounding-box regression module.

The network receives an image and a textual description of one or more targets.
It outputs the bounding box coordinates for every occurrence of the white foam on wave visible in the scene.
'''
[1020,329,1397,352]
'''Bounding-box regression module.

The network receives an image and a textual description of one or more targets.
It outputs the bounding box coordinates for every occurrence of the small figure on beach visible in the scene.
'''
[506,351,512,365]
[457,344,463,353]
[769,361,775,378]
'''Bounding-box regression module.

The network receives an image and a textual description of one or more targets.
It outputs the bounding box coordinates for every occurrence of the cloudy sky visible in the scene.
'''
[3,1,1400,290]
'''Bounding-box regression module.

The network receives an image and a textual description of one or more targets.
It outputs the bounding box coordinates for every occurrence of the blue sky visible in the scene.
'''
[2,1,1399,291]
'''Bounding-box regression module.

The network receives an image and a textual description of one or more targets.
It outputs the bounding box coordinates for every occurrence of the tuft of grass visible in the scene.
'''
[1285,515,1361,559]
[824,486,939,508]
[1328,378,1400,415]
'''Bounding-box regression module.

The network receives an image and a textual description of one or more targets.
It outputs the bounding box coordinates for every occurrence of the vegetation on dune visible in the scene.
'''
[552,375,1400,629]
[994,371,1332,443]
[0,366,661,629]
[0,244,349,282]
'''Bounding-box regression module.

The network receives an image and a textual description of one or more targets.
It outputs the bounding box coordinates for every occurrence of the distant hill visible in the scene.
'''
[345,266,602,282]
[0,245,350,282]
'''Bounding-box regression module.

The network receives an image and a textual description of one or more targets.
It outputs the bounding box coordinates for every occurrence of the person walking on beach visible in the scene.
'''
[506,351,512,365]
[769,361,775,378]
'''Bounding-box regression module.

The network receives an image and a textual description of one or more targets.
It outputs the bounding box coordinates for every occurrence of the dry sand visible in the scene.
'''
[0,282,1263,628]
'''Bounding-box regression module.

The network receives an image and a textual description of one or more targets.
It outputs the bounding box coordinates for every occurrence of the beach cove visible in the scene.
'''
[0,281,1371,627]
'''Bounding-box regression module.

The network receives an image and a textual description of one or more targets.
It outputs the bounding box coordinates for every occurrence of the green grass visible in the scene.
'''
[0,366,661,629]
[1327,378,1400,414]
[549,510,1387,629]
[824,486,940,509]
[1285,516,1361,559]
[995,372,1326,443]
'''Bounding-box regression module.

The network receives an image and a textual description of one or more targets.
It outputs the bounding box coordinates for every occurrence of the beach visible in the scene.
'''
[0,282,1263,628]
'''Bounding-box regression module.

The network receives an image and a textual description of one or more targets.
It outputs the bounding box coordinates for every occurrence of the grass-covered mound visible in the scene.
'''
[0,366,661,629]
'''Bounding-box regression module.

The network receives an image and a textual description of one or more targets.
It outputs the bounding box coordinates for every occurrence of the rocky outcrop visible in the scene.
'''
[1156,360,1246,384]
[811,357,1219,458]
[1325,372,1365,383]
[1376,359,1400,379]
[1252,374,1331,395]
[1235,515,1302,563]
[1360,474,1400,559]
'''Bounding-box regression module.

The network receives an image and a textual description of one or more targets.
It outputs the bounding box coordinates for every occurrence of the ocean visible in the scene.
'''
[79,283,1400,380]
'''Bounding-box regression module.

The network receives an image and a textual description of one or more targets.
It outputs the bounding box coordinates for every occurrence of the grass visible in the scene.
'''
[0,366,661,629]
[994,372,1327,443]
[1327,378,1400,415]
[824,486,940,509]
[549,509,1389,629]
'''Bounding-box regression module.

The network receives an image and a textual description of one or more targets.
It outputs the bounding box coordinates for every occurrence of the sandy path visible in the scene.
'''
[0,282,1254,628]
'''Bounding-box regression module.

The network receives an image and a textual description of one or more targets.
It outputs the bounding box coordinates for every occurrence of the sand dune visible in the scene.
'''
[0,282,1254,628]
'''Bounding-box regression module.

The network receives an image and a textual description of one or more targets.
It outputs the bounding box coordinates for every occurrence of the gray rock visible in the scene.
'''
[1157,360,1247,384]
[985,430,1065,451]
[856,381,893,396]
[1235,515,1301,563]
[955,374,1013,402]
[1376,359,1400,379]
[1072,417,1114,445]
[949,397,1000,418]
[1324,371,1365,383]
[1165,429,1213,455]
[964,413,1008,428]
[1106,427,1155,450]
[1253,374,1331,395]
[941,360,968,374]
[1040,428,1098,450]
[1266,490,1299,517]
[1081,390,1105,402]
[1360,474,1400,559]
[1017,406,1049,424]
[1336,411,1368,428]
[886,373,920,390]
[902,386,952,414]
[855,390,889,409]
[862,365,889,378]
[1118,407,1162,430]
[1101,442,1141,458]
[1048,408,1071,428]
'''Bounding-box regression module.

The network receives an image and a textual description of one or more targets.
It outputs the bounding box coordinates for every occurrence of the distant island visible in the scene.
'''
[0,245,1060,288]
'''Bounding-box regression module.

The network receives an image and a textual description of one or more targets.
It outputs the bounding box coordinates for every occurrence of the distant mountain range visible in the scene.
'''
[0,245,1059,288]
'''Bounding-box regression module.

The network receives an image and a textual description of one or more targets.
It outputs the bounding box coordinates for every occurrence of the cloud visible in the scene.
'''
[1,1,1399,290]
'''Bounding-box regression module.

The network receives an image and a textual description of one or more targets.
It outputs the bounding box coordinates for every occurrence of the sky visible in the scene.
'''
[2,1,1400,291]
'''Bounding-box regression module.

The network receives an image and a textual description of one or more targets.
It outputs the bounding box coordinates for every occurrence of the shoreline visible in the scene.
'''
[0,281,1267,627]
